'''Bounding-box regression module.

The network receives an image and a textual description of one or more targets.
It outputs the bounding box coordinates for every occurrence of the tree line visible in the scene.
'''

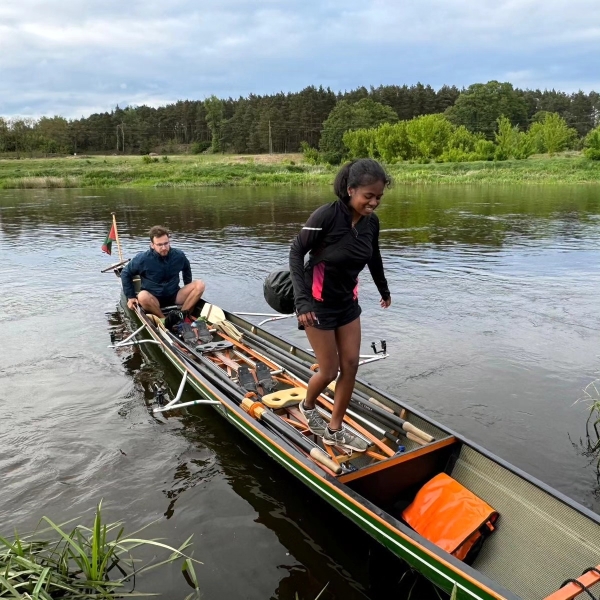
[0,81,598,158]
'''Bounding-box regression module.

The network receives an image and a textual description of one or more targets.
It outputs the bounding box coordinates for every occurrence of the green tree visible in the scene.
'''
[375,122,411,162]
[343,128,378,159]
[445,81,529,138]
[37,116,71,154]
[583,125,600,160]
[0,118,9,152]
[565,91,595,137]
[494,116,532,160]
[405,114,454,161]
[440,126,483,162]
[319,98,397,159]
[527,112,577,155]
[204,95,225,152]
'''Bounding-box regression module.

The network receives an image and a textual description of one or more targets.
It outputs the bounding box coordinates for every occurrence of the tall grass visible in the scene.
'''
[1,154,600,189]
[0,502,200,599]
[580,379,600,460]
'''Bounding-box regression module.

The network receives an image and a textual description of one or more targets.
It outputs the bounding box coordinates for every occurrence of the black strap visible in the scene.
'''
[559,578,598,600]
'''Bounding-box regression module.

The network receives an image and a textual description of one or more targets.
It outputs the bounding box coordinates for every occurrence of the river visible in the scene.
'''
[1,184,599,599]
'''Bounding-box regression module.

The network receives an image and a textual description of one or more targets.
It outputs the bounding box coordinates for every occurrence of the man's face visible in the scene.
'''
[151,234,171,257]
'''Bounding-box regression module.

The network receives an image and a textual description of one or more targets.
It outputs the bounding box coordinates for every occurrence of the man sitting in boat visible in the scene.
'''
[121,225,205,319]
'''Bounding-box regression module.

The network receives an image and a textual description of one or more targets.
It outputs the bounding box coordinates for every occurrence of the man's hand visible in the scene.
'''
[380,296,392,308]
[127,298,139,310]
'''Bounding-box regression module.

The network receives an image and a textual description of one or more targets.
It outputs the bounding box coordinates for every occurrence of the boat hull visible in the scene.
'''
[118,299,599,600]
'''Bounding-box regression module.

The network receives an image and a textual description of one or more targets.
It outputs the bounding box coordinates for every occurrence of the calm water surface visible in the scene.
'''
[1,184,600,599]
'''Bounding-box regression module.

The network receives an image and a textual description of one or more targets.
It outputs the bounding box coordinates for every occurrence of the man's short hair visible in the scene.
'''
[149,226,170,241]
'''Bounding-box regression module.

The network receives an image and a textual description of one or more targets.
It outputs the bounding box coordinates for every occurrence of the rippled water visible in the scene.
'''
[1,184,600,599]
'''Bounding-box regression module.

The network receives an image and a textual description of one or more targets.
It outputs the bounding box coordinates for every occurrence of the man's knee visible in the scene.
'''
[137,291,157,306]
[192,280,205,296]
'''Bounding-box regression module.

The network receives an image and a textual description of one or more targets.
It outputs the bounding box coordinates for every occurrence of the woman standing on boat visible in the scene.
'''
[289,159,392,453]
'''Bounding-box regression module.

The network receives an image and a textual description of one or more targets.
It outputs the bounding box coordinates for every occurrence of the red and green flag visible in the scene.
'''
[102,223,117,255]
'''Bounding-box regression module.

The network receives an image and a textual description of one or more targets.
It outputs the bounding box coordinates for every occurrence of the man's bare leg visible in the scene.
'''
[176,280,205,313]
[137,291,164,318]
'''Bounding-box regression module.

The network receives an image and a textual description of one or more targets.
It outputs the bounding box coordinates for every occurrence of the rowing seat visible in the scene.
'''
[261,387,306,409]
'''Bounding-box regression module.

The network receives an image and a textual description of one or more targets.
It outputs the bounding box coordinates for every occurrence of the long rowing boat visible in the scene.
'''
[108,273,600,600]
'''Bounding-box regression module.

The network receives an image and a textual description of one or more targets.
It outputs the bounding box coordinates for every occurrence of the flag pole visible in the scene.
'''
[111,212,123,262]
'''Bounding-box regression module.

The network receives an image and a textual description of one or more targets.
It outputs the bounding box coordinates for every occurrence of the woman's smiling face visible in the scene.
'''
[348,180,385,218]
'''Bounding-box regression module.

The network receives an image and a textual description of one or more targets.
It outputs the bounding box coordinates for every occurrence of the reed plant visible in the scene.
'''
[580,379,600,459]
[0,502,200,599]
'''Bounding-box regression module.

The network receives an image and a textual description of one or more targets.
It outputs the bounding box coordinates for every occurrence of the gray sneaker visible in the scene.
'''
[298,402,328,437]
[323,426,369,453]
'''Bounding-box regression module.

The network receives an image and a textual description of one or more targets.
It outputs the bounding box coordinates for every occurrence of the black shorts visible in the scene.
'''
[312,301,361,330]
[145,292,180,308]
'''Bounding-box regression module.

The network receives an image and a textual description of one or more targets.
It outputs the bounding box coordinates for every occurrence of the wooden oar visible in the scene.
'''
[215,329,396,458]
[161,328,343,475]
[239,329,434,444]
[242,399,341,475]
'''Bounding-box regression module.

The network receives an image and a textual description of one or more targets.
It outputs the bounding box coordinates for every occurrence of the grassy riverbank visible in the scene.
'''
[1,153,600,189]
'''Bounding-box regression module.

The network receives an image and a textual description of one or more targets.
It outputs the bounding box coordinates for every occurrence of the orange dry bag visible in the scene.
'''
[402,473,498,565]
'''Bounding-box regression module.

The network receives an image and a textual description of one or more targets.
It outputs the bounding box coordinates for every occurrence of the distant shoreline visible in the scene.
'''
[1,153,600,189]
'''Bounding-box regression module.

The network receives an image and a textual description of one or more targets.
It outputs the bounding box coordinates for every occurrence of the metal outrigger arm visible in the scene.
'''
[108,325,163,348]
[152,371,220,414]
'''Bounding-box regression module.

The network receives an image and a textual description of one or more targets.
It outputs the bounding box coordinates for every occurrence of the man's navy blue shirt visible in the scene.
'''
[121,248,192,300]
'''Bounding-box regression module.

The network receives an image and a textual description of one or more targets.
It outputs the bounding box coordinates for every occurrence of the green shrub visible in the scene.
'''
[343,128,378,159]
[321,151,343,165]
[300,141,320,165]
[584,125,600,160]
[375,122,411,162]
[142,155,152,164]
[528,112,577,155]
[191,140,211,154]
[474,139,496,160]
[406,114,454,162]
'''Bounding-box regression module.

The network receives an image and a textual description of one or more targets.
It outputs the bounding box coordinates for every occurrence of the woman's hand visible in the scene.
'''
[297,311,319,328]
[380,296,391,309]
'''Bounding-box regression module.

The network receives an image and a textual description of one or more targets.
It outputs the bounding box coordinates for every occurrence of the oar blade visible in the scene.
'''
[200,302,226,324]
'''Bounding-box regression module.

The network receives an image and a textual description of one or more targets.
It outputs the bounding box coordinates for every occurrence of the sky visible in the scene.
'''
[1,0,599,119]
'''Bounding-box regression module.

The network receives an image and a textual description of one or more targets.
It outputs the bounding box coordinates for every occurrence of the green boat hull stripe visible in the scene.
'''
[227,409,490,600]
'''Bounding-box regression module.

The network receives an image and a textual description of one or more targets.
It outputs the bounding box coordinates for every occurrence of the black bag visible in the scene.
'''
[263,267,295,314]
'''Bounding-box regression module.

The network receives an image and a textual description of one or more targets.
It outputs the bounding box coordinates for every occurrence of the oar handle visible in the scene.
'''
[308,448,342,474]
[241,399,342,475]
[401,420,434,443]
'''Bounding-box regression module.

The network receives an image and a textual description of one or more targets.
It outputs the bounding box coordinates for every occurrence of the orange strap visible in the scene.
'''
[544,566,600,600]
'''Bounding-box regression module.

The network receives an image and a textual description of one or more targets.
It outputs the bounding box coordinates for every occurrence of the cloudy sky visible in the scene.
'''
[1,0,599,119]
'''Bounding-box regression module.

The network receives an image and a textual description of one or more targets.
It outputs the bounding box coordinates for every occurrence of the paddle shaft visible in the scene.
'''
[241,329,433,443]
[162,329,340,473]
[242,400,341,474]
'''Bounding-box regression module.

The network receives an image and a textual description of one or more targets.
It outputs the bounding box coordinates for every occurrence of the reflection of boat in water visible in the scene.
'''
[107,267,600,600]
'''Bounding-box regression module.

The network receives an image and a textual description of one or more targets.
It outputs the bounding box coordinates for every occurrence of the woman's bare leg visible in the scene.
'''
[303,327,339,410]
[329,317,361,430]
